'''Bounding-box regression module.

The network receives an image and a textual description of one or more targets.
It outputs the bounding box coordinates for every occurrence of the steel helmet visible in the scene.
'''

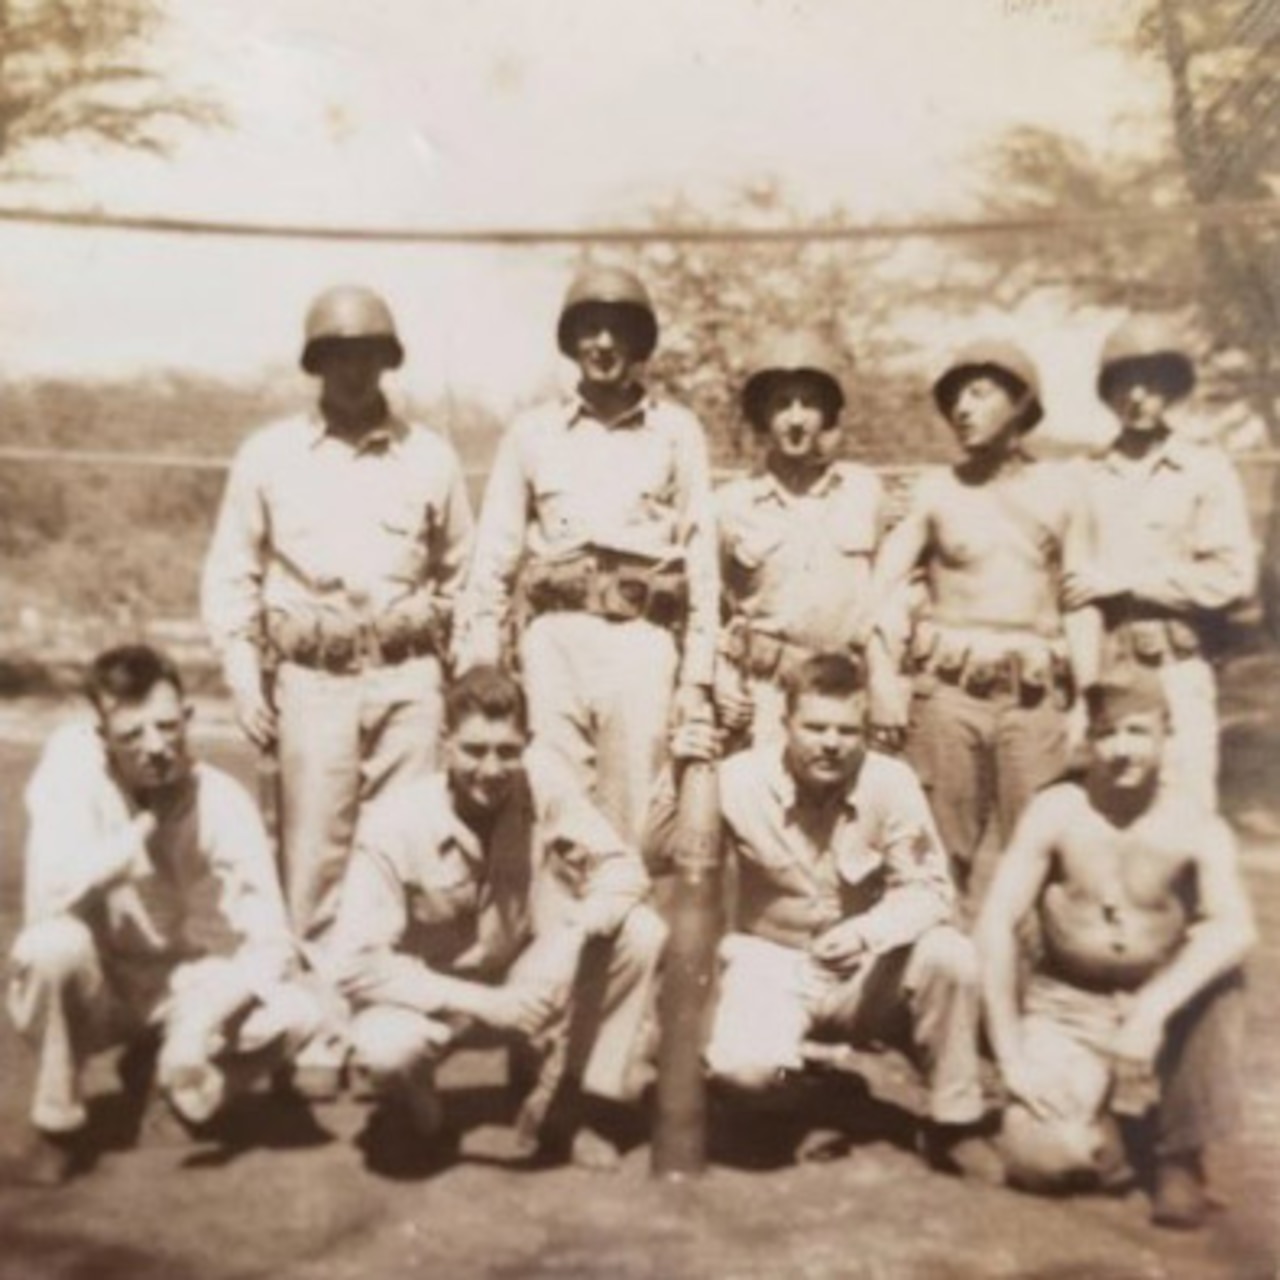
[741,332,848,428]
[932,339,1044,431]
[300,285,404,374]
[1096,315,1196,403]
[556,266,658,361]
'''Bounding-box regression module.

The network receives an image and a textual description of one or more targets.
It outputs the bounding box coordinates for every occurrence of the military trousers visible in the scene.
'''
[350,906,667,1105]
[8,916,319,1134]
[705,926,985,1126]
[520,613,679,845]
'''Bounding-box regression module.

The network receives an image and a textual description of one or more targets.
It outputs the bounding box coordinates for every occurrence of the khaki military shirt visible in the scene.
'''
[716,461,884,654]
[1085,433,1255,614]
[646,747,954,956]
[329,750,650,1011]
[201,410,473,666]
[23,722,295,998]
[458,393,719,686]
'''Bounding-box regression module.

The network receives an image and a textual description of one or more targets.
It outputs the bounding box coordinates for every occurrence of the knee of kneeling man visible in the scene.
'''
[708,1060,788,1095]
[10,917,97,980]
[620,904,669,962]
[912,926,979,988]
[350,1010,441,1081]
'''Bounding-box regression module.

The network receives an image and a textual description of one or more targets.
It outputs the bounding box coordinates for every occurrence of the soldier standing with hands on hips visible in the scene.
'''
[458,266,719,846]
[202,285,474,1092]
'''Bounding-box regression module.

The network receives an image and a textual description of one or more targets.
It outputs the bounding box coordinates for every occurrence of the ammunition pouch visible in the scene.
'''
[265,596,446,674]
[910,621,1072,708]
[1102,603,1203,667]
[721,618,859,684]
[524,549,689,632]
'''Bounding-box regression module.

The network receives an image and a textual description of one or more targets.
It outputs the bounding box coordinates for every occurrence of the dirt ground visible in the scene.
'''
[0,657,1278,1280]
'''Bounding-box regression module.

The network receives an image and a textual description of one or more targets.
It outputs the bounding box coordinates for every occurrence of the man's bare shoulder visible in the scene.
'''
[1019,779,1094,831]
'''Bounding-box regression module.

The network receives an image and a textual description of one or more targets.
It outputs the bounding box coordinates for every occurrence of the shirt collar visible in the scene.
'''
[565,389,653,431]
[306,405,408,453]
[751,462,844,507]
[1101,430,1189,474]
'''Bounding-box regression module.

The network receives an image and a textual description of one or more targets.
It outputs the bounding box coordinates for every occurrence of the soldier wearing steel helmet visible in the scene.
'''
[457,265,717,846]
[201,284,474,1089]
[1063,315,1256,812]
[714,331,885,744]
[867,339,1094,900]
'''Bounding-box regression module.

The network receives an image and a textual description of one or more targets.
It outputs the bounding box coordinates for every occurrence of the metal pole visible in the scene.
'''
[651,758,724,1179]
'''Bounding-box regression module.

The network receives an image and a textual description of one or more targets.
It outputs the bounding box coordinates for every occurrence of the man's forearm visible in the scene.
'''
[1134,923,1255,1029]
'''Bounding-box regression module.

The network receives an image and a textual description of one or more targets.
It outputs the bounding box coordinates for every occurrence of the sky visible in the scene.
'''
[0,0,1170,437]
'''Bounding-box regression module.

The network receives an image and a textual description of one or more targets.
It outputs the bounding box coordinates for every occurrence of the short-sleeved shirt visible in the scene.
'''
[716,462,884,653]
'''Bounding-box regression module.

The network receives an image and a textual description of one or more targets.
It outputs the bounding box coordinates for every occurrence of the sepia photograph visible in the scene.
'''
[0,1,1276,1276]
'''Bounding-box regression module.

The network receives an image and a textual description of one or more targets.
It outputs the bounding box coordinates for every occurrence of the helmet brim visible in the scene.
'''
[933,363,1044,432]
[557,302,658,362]
[301,334,405,375]
[1096,352,1195,404]
[742,367,846,429]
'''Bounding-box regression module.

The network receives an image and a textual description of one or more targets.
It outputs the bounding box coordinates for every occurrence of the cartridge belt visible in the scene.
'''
[910,621,1071,707]
[722,618,860,682]
[1100,602,1202,666]
[265,600,446,674]
[524,548,688,630]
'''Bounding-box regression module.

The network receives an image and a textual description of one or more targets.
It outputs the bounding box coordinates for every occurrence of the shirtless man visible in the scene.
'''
[869,340,1093,897]
[977,665,1255,1228]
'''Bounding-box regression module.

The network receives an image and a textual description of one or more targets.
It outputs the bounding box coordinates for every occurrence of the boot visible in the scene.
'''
[1151,1152,1209,1230]
[0,1128,87,1188]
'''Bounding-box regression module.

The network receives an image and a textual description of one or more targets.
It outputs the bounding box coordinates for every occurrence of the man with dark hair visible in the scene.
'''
[5,645,319,1186]
[327,665,664,1171]
[457,265,718,845]
[648,652,1000,1178]
[202,285,473,1089]
[977,664,1254,1227]
[1065,316,1256,812]
[868,341,1094,898]
[715,333,885,746]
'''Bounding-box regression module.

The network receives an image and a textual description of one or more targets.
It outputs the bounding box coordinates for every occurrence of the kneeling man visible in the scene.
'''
[6,645,319,1186]
[651,652,999,1178]
[329,665,664,1169]
[977,665,1255,1227]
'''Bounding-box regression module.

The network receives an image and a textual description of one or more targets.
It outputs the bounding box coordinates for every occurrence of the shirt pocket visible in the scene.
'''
[407,845,479,927]
[822,502,878,558]
[378,493,430,579]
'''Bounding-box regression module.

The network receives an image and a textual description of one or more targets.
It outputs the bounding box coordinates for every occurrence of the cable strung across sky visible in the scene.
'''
[0,200,1275,244]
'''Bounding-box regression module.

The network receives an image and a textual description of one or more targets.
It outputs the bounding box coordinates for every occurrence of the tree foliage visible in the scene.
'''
[577,182,955,470]
[0,0,224,171]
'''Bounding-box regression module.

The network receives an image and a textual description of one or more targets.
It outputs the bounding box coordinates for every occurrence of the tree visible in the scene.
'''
[0,0,223,171]
[576,182,955,473]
